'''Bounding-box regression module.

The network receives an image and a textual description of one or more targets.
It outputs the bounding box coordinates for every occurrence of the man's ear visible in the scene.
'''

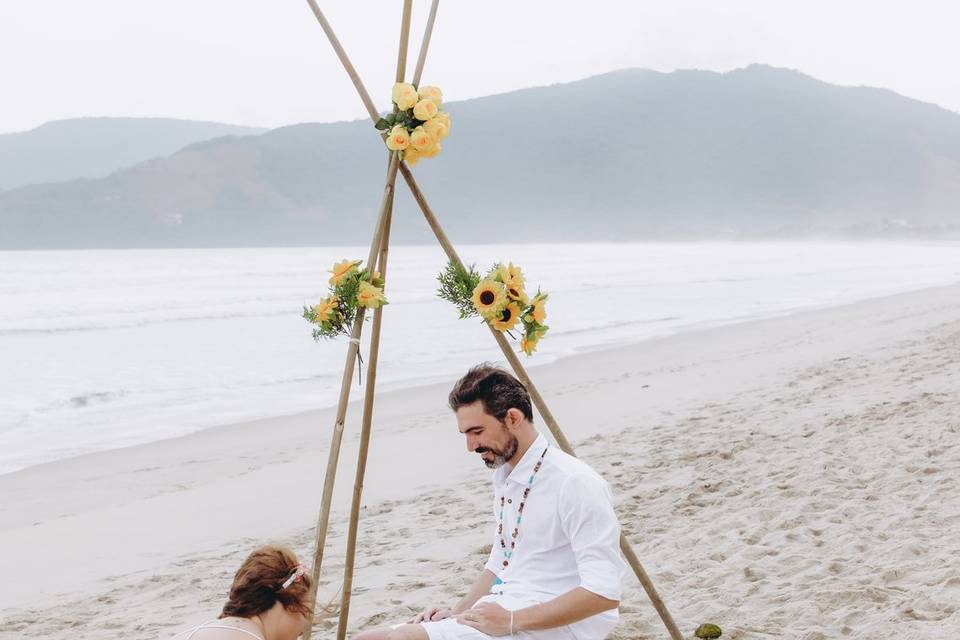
[506,407,523,428]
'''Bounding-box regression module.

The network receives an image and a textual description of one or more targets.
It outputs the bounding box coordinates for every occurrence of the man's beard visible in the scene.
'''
[475,432,519,469]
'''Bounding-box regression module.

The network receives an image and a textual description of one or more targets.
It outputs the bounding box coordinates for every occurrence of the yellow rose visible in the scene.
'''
[385,125,410,151]
[421,142,442,159]
[392,82,418,111]
[329,259,362,286]
[404,146,422,166]
[409,126,434,151]
[417,85,443,107]
[356,281,387,309]
[423,118,448,142]
[413,99,438,121]
[435,112,451,136]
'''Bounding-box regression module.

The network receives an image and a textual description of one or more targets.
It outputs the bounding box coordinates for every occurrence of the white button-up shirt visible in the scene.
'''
[483,432,627,640]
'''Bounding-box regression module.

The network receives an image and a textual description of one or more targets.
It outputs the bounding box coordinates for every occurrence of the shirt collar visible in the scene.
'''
[501,432,549,486]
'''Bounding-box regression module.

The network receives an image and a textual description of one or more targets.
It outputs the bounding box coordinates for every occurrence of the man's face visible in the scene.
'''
[456,401,519,469]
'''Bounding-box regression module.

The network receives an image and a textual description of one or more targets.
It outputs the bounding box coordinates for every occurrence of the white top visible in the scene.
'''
[172,622,265,640]
[484,432,627,640]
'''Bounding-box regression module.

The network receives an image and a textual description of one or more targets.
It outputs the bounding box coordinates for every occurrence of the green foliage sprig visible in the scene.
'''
[436,260,482,319]
[374,111,428,133]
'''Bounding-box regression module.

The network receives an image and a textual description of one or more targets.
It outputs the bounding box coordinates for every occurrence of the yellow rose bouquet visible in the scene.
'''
[376,83,450,166]
[437,260,549,356]
[303,259,386,341]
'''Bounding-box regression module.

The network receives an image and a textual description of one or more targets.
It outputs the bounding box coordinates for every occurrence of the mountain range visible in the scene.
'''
[0,117,265,192]
[2,65,958,249]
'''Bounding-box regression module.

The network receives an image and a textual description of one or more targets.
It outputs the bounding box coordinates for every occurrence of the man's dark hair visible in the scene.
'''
[448,363,534,422]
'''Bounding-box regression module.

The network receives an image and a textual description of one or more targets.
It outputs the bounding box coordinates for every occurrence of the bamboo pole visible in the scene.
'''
[303,0,379,123]
[303,152,400,640]
[412,0,440,87]
[335,2,414,638]
[305,2,684,639]
[336,191,396,640]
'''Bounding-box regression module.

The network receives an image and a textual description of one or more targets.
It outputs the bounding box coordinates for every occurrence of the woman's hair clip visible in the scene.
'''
[281,564,306,590]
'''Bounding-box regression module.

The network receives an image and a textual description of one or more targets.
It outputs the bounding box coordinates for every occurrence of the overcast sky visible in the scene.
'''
[2,1,958,134]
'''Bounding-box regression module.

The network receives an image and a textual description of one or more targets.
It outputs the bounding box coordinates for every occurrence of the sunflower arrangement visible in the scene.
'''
[375,83,450,166]
[437,260,549,356]
[303,259,387,341]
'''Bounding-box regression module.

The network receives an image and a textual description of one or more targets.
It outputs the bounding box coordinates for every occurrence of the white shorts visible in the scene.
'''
[394,594,578,640]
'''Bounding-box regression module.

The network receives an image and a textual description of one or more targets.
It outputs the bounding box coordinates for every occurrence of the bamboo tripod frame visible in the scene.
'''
[302,3,683,639]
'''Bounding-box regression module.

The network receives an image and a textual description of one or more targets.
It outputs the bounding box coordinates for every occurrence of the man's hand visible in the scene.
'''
[456,603,511,636]
[407,607,453,624]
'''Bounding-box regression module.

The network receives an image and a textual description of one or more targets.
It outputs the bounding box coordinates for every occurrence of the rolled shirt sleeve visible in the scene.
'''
[558,472,625,602]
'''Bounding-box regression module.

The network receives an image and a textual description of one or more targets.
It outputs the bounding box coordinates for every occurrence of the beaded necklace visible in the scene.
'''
[497,445,549,570]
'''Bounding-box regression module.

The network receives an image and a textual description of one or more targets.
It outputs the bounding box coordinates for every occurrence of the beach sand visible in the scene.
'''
[1,285,958,639]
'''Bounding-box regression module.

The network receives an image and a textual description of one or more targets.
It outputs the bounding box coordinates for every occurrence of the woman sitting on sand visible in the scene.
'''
[172,545,313,640]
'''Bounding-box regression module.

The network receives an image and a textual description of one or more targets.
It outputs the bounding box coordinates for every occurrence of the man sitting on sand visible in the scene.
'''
[356,364,626,640]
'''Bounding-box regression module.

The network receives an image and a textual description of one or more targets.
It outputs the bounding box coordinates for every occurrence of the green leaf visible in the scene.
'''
[374,118,391,131]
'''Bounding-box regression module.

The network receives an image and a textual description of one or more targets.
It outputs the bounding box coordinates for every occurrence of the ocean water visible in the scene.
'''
[2,241,959,475]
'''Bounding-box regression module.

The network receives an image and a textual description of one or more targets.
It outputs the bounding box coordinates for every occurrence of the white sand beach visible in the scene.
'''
[1,284,958,639]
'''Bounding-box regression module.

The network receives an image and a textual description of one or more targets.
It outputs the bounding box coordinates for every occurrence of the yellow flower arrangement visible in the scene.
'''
[376,82,451,165]
[305,258,388,341]
[437,260,550,357]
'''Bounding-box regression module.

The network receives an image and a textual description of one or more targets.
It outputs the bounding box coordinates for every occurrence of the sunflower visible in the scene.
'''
[472,278,507,319]
[312,297,339,324]
[329,259,362,286]
[497,262,525,289]
[356,281,387,309]
[506,282,529,305]
[492,301,522,332]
